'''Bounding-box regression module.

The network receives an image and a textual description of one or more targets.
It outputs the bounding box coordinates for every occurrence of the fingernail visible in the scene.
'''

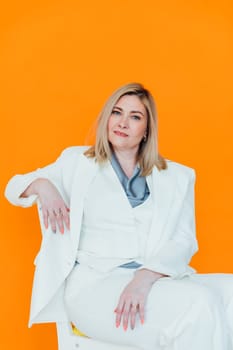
[141,319,144,325]
[123,325,128,331]
[60,228,64,234]
[116,322,120,328]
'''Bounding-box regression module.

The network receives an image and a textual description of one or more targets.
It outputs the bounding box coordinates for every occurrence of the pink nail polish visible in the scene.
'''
[60,228,64,234]
[123,325,128,331]
[116,322,120,328]
[141,319,144,325]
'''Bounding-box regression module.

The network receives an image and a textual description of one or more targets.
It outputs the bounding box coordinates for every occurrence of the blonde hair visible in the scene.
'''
[85,82,167,175]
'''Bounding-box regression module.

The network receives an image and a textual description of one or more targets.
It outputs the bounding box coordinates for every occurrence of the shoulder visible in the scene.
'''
[165,160,195,179]
[57,146,92,164]
[60,145,90,158]
[157,160,196,189]
[57,146,97,175]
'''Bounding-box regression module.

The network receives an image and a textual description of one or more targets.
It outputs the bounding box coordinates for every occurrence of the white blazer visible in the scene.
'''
[5,146,198,327]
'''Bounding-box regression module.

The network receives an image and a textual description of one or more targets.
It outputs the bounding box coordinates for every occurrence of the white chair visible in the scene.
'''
[56,322,140,350]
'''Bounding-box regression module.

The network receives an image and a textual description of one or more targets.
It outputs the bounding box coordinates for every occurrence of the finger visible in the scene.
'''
[61,207,70,230]
[115,307,123,328]
[122,302,131,331]
[42,208,49,229]
[138,301,145,325]
[49,210,57,233]
[56,213,64,234]
[115,311,121,329]
[130,304,138,330]
[57,206,70,232]
[115,301,125,328]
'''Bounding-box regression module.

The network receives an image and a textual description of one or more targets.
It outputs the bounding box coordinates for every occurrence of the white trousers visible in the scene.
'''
[64,265,233,350]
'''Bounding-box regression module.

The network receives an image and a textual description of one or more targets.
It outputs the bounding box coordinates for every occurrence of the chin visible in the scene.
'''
[109,139,128,148]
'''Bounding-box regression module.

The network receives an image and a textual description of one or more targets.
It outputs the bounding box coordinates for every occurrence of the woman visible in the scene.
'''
[5,83,233,349]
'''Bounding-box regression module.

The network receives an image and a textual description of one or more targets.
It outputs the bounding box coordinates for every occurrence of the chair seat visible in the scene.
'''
[75,336,140,350]
[56,322,140,350]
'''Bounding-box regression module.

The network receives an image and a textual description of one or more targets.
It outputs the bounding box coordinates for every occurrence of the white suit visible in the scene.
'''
[5,146,233,349]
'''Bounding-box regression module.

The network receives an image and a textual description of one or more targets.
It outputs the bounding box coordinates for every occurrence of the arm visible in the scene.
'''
[5,146,89,207]
[21,178,70,234]
[5,149,69,207]
[4,147,84,232]
[114,268,166,331]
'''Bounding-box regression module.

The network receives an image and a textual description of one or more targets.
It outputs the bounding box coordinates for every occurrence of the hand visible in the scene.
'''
[21,178,70,234]
[114,269,164,331]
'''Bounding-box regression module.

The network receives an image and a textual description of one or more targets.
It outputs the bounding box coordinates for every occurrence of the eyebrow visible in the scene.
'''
[113,106,145,116]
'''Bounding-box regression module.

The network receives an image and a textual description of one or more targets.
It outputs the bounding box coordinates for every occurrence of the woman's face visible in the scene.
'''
[107,94,148,154]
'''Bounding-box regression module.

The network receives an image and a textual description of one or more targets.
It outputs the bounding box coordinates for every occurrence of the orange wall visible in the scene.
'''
[1,1,233,349]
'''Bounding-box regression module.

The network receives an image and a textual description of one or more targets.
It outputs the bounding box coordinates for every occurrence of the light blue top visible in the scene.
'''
[110,152,150,208]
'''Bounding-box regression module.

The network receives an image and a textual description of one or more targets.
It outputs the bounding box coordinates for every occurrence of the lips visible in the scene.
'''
[114,130,128,137]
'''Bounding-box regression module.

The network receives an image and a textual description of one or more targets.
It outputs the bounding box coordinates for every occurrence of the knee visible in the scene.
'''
[189,284,221,315]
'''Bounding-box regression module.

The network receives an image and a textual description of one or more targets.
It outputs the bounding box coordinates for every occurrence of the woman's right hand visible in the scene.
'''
[21,178,70,234]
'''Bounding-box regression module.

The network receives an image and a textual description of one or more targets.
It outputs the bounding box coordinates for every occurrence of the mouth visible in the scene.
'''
[114,130,128,137]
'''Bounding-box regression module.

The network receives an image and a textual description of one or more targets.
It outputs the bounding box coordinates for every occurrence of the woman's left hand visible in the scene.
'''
[114,269,164,331]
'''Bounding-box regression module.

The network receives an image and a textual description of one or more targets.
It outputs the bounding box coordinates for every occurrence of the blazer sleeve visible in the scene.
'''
[141,169,198,279]
[4,146,86,208]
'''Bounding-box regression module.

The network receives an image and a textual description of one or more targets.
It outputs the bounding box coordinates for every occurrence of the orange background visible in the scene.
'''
[1,1,233,349]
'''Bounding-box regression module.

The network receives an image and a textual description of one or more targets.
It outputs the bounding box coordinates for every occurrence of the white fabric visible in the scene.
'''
[76,163,153,272]
[64,265,233,350]
[64,166,233,349]
[5,147,232,350]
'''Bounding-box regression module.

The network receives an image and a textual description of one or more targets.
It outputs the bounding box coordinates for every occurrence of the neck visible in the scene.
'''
[113,149,138,178]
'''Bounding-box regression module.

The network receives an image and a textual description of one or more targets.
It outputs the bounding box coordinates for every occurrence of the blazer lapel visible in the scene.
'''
[145,166,176,258]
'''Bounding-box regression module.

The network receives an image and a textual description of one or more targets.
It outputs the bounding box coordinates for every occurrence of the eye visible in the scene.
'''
[131,115,141,120]
[111,109,121,116]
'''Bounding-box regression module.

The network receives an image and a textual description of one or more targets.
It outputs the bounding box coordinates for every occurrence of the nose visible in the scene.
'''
[118,115,129,129]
